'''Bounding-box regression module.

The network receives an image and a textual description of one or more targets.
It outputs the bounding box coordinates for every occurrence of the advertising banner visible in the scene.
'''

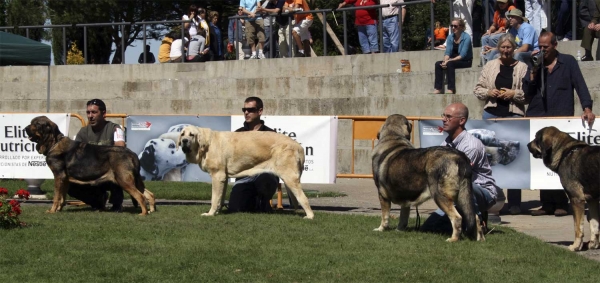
[230,115,339,184]
[0,113,70,179]
[127,115,231,182]
[529,119,598,190]
[419,119,531,189]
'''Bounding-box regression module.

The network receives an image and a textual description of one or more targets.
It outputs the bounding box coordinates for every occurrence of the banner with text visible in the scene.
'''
[230,116,338,184]
[0,113,70,179]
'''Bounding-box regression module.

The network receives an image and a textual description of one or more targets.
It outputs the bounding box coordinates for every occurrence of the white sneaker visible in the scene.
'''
[249,54,258,59]
[258,53,265,59]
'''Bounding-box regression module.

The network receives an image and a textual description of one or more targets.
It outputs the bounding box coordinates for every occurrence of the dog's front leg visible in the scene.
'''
[48,176,68,213]
[374,193,391,232]
[587,200,600,249]
[396,205,411,231]
[203,172,227,216]
[569,197,586,251]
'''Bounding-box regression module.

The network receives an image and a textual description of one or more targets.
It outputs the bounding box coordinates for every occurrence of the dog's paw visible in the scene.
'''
[303,215,314,220]
[201,212,215,216]
[568,243,583,251]
[589,240,600,250]
[446,237,459,242]
[373,226,388,232]
[45,209,56,214]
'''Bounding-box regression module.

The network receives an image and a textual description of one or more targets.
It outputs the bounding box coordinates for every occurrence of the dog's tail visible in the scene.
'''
[455,161,478,240]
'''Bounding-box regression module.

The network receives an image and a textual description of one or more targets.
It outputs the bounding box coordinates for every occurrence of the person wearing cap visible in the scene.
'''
[485,8,538,67]
[480,0,516,65]
[523,31,596,217]
[69,99,126,211]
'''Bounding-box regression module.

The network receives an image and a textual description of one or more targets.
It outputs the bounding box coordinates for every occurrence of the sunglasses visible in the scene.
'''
[87,99,106,111]
[242,107,259,113]
[451,25,460,28]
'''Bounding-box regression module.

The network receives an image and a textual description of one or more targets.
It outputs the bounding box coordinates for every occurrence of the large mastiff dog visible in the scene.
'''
[177,126,314,219]
[372,114,484,242]
[528,126,600,251]
[24,116,156,215]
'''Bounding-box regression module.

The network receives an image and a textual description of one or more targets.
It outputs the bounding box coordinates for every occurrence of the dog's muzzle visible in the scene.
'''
[24,126,37,142]
[527,141,541,158]
[180,138,191,154]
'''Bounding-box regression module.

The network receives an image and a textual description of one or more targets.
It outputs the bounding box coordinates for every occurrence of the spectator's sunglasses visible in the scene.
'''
[242,107,259,113]
[86,99,106,111]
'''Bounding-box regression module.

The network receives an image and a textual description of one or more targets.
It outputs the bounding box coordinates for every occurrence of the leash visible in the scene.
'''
[415,206,421,230]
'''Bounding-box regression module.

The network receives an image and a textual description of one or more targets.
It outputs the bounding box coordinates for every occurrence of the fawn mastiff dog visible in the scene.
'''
[176,126,314,219]
[528,126,600,251]
[24,116,155,215]
[372,114,484,242]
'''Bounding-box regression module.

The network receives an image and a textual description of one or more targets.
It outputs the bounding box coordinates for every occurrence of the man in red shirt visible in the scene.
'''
[338,0,380,54]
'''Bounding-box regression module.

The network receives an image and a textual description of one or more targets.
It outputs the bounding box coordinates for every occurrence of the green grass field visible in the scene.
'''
[2,180,600,282]
[2,206,600,282]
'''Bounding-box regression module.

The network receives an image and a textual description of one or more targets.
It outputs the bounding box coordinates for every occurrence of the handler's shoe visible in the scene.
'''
[554,209,568,217]
[508,205,521,215]
[531,208,553,216]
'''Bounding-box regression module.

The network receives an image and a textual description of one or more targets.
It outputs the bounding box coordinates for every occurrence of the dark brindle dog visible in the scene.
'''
[24,116,156,215]
[372,114,484,242]
[528,126,600,251]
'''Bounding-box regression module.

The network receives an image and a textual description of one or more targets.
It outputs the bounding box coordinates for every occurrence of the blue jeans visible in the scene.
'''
[382,16,399,53]
[481,33,502,49]
[358,24,379,53]
[420,183,496,233]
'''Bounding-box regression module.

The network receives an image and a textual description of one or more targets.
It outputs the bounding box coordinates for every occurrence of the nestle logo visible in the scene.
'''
[28,161,47,166]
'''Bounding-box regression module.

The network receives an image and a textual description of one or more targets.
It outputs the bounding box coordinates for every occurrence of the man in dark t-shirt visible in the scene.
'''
[70,99,125,211]
[228,96,279,213]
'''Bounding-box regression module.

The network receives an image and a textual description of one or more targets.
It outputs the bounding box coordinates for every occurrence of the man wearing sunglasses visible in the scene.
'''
[228,96,279,213]
[421,102,501,233]
[70,99,125,212]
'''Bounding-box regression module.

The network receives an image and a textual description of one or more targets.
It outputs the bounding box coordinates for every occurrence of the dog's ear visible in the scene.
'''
[538,129,554,168]
[175,129,184,151]
[195,128,211,161]
[403,120,412,139]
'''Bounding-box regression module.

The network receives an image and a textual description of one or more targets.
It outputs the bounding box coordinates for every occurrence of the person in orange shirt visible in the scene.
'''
[284,0,313,57]
[481,0,516,63]
[429,21,449,47]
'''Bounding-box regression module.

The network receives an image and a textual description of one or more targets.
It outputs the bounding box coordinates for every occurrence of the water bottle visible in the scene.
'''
[577,50,581,61]
[479,48,485,67]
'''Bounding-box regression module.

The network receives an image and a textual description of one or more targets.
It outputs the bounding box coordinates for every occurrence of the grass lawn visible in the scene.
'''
[2,205,600,282]
[0,179,346,200]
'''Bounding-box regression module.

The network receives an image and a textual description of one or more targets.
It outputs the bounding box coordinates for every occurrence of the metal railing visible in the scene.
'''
[0,1,580,64]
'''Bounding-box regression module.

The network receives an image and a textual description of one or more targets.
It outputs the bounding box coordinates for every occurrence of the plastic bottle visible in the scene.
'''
[577,50,581,61]
[479,48,485,67]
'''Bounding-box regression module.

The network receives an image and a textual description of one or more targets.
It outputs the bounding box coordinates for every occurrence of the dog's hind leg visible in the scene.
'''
[117,174,148,215]
[436,198,462,242]
[144,189,156,213]
[374,192,392,231]
[587,200,600,249]
[569,197,586,251]
[204,172,227,216]
[280,174,314,219]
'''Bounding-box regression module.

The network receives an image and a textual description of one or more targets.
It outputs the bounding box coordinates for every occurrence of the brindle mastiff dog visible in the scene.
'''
[372,114,484,242]
[24,116,156,215]
[528,126,600,251]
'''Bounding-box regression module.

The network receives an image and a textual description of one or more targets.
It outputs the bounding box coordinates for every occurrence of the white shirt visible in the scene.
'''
[183,15,198,37]
[380,0,404,17]
[169,38,188,58]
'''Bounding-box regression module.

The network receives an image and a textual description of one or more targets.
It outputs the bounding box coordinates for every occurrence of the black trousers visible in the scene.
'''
[68,183,124,210]
[434,59,472,92]
[539,190,569,212]
[228,173,278,213]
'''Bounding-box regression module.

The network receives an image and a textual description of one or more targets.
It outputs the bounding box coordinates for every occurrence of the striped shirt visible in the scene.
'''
[442,130,498,199]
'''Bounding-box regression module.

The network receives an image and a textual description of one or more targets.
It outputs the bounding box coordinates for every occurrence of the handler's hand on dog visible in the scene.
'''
[582,109,595,129]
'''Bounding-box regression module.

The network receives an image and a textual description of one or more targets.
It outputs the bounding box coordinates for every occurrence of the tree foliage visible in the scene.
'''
[2,0,47,42]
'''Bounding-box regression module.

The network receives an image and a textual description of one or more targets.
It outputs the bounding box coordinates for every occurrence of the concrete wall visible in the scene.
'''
[1,40,599,175]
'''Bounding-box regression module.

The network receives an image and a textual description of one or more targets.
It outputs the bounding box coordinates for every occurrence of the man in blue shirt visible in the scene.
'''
[524,31,596,216]
[486,9,538,66]
[240,0,266,59]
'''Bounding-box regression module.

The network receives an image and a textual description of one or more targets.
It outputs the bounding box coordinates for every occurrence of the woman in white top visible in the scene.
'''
[183,5,199,37]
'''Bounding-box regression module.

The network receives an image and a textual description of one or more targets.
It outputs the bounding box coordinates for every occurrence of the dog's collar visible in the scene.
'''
[556,145,585,169]
[46,136,65,155]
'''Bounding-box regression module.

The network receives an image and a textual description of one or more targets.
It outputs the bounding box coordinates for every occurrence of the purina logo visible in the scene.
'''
[131,121,152,131]
[422,126,444,135]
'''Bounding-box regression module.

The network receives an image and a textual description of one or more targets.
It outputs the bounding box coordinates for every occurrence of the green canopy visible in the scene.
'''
[0,31,51,66]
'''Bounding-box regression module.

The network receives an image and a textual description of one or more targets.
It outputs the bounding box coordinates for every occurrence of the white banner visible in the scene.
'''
[529,118,598,190]
[231,116,338,184]
[0,113,70,179]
